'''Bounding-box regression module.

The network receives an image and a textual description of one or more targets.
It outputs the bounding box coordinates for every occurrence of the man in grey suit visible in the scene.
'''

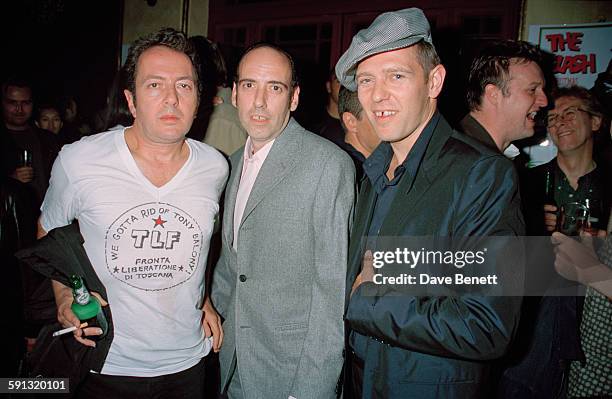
[211,43,355,399]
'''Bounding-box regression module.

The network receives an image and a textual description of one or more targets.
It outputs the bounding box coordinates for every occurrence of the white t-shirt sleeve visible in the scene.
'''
[40,153,78,232]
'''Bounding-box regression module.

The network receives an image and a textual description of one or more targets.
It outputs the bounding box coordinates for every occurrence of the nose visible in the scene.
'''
[254,86,266,109]
[535,89,548,109]
[372,80,389,103]
[163,86,179,107]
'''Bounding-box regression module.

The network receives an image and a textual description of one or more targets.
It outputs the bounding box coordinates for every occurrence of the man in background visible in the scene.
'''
[462,40,547,158]
[337,85,379,183]
[312,70,345,146]
[1,77,60,206]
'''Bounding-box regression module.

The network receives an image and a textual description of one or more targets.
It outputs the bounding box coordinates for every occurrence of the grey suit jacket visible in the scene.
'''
[212,118,355,399]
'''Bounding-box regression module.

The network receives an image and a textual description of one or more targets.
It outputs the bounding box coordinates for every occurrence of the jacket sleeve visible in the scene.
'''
[211,246,233,319]
[347,156,524,361]
[290,153,355,398]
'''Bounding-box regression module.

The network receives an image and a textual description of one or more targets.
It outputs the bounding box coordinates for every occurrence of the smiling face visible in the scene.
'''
[124,45,198,145]
[548,96,601,155]
[356,46,445,151]
[497,60,547,142]
[232,46,299,151]
[37,107,63,134]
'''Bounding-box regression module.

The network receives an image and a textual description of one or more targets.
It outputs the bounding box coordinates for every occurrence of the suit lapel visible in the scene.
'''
[238,118,302,227]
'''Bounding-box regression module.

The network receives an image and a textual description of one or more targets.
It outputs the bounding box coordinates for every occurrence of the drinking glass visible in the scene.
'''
[556,202,590,236]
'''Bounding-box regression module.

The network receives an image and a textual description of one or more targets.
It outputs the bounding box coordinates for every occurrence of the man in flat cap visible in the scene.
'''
[336,8,524,398]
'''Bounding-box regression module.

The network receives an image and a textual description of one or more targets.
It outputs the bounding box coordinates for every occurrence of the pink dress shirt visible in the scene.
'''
[232,137,275,249]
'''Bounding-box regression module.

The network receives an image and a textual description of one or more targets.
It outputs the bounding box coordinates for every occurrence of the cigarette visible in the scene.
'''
[52,322,88,337]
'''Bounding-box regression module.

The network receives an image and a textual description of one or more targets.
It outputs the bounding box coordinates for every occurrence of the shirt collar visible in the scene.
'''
[364,111,440,193]
[243,136,275,164]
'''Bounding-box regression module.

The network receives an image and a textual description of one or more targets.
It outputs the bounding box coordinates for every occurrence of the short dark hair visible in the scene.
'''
[552,85,604,117]
[414,40,441,80]
[2,76,33,99]
[124,28,201,100]
[35,103,61,121]
[467,40,544,111]
[190,36,228,89]
[235,42,299,89]
[338,86,363,130]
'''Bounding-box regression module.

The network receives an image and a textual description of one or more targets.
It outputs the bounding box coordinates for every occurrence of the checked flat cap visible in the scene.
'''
[335,8,433,91]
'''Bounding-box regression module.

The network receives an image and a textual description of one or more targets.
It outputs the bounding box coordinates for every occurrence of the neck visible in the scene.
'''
[345,134,371,159]
[469,110,505,151]
[389,103,436,164]
[327,102,339,119]
[5,123,30,131]
[250,139,267,154]
[556,147,595,183]
[125,125,187,162]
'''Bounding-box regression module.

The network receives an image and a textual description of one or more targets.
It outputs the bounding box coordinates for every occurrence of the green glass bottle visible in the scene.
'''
[69,275,108,339]
[544,169,556,206]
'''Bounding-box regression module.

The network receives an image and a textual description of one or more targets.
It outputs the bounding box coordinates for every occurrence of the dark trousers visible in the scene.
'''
[350,351,364,399]
[75,358,206,399]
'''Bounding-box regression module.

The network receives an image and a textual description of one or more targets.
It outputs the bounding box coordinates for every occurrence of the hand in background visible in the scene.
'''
[11,166,34,183]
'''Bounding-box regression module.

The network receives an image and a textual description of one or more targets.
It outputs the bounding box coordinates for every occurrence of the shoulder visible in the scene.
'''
[34,127,62,149]
[523,158,555,182]
[442,129,512,172]
[186,139,229,173]
[296,123,353,167]
[187,139,226,162]
[58,130,117,161]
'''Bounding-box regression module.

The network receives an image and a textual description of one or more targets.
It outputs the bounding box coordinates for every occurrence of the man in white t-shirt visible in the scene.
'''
[38,28,228,398]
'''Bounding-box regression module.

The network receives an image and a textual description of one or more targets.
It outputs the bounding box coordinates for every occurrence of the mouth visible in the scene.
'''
[160,114,179,122]
[373,110,397,120]
[556,129,572,138]
[526,111,537,122]
[250,114,269,122]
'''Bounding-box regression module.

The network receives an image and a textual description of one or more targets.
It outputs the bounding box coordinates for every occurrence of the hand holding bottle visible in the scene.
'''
[543,204,558,232]
[52,279,108,347]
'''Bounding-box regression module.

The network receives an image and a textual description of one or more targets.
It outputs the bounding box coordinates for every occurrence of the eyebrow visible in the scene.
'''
[383,66,413,74]
[549,105,580,114]
[356,66,413,78]
[238,79,289,89]
[142,75,195,82]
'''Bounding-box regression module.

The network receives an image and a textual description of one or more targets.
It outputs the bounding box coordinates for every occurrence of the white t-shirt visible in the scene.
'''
[40,128,228,377]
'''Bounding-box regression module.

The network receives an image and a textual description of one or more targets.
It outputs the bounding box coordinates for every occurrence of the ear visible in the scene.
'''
[290,86,300,112]
[427,64,446,99]
[124,89,137,118]
[484,83,501,106]
[341,112,358,134]
[325,81,331,94]
[590,114,602,132]
[34,121,40,128]
[231,82,237,108]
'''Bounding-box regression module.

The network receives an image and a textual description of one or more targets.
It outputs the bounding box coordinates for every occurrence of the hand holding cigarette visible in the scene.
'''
[52,322,88,337]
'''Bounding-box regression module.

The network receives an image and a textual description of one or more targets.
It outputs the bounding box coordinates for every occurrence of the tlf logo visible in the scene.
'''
[131,230,181,249]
